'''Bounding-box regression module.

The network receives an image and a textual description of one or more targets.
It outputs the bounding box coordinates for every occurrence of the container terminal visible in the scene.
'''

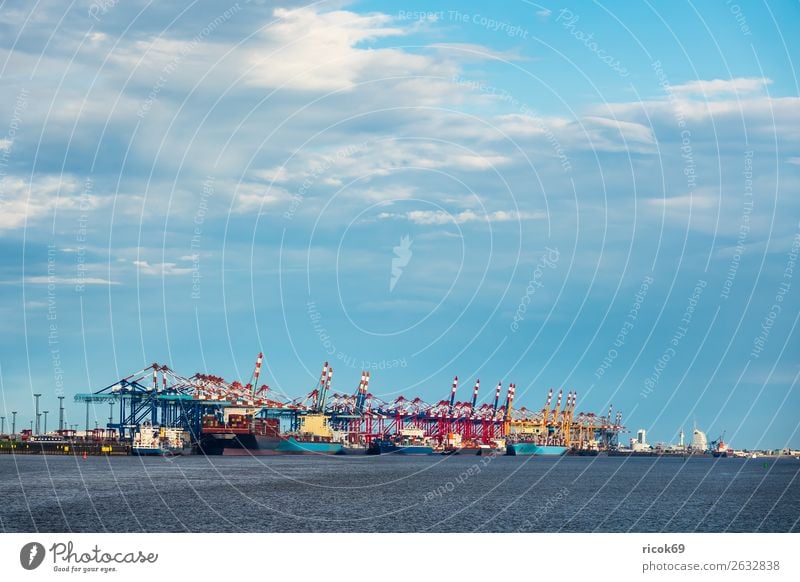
[0,352,760,459]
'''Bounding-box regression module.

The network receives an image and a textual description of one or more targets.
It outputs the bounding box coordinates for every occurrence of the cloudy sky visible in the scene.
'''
[1,0,798,448]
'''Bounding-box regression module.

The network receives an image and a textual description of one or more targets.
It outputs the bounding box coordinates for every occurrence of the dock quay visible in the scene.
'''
[0,438,129,456]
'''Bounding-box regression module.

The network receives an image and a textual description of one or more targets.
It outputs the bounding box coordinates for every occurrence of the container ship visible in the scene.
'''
[506,438,568,456]
[367,427,433,455]
[200,411,343,455]
[132,424,188,456]
[276,413,343,455]
[441,433,504,455]
[712,438,733,458]
[197,411,280,455]
[441,433,477,455]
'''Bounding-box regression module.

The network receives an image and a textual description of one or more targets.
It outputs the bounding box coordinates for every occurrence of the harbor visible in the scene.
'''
[0,355,625,458]
[1,2,798,577]
[2,354,792,460]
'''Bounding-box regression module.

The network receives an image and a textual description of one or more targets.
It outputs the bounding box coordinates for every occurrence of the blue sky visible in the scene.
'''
[1,0,798,448]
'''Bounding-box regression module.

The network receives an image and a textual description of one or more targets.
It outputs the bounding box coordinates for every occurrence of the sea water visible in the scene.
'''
[1,455,797,532]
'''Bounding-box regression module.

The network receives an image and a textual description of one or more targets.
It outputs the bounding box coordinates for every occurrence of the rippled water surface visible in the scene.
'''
[1,455,798,532]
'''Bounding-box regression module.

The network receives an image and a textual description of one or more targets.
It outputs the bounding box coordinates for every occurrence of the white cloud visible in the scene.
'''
[646,194,717,211]
[382,209,544,225]
[669,77,772,96]
[88,32,108,44]
[582,116,656,145]
[427,43,526,62]
[133,261,193,276]
[23,276,118,286]
[231,181,290,214]
[486,210,544,221]
[448,153,515,170]
[494,113,655,153]
[643,190,723,233]
[251,166,290,183]
[271,140,514,192]
[493,113,570,137]
[787,157,800,166]
[599,95,800,133]
[244,7,450,92]
[0,174,105,231]
[350,185,416,202]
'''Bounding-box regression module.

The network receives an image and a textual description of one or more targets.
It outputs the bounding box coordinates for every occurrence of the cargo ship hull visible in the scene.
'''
[443,447,480,455]
[276,437,343,455]
[367,441,433,455]
[506,443,568,456]
[131,447,166,456]
[132,446,184,456]
[568,449,600,456]
[215,435,283,456]
[198,416,282,455]
[238,434,281,451]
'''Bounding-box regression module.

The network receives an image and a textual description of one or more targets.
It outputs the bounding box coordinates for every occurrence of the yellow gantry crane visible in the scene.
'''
[560,391,576,447]
[502,383,516,435]
[501,386,622,450]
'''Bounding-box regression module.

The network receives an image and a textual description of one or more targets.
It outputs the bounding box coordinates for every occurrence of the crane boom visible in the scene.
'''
[471,379,480,409]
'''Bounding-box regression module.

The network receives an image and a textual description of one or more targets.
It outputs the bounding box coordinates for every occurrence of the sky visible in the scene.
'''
[0,0,798,448]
